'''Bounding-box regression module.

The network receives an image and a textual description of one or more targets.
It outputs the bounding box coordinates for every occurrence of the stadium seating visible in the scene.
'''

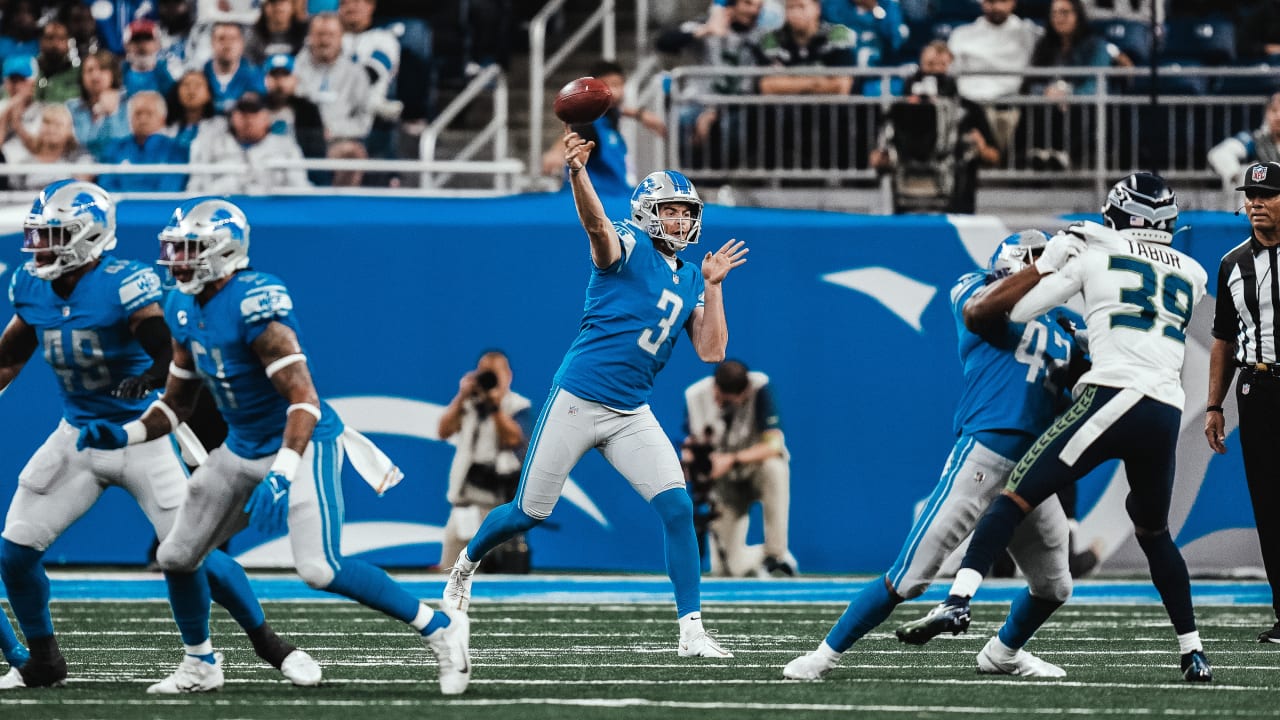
[1163,15,1236,65]
[1093,18,1155,65]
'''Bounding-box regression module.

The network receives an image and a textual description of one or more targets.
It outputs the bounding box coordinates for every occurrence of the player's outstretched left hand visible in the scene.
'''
[77,420,129,451]
[244,471,291,534]
[702,239,748,285]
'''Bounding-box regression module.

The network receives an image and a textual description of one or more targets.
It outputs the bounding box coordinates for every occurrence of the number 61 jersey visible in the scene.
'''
[554,220,706,411]
[9,255,161,426]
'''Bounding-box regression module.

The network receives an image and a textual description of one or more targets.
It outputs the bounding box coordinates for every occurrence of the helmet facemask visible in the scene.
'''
[157,199,251,295]
[988,229,1049,280]
[631,171,704,253]
[21,181,116,280]
[645,200,702,253]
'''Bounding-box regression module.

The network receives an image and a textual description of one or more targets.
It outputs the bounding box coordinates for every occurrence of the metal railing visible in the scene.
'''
[658,64,1277,194]
[419,63,512,190]
[621,54,664,187]
[528,0,616,180]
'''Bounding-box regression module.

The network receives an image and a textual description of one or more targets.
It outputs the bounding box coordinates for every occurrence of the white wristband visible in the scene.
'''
[168,362,198,380]
[270,447,302,480]
[123,421,147,446]
[148,400,178,433]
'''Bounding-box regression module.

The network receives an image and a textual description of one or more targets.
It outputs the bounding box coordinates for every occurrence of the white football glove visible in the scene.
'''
[1034,234,1086,275]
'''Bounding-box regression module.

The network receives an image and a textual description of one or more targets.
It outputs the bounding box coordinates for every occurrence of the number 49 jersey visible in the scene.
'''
[165,270,342,459]
[950,270,1081,439]
[9,255,162,426]
[554,220,706,411]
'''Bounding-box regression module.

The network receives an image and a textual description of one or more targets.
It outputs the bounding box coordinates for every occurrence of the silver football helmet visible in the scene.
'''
[22,179,117,280]
[988,229,1051,280]
[630,170,703,253]
[158,197,251,295]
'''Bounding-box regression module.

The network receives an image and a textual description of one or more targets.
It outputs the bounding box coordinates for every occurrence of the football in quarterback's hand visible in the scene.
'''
[554,77,613,125]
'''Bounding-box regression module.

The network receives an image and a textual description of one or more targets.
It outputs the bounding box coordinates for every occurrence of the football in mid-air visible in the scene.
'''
[554,77,613,125]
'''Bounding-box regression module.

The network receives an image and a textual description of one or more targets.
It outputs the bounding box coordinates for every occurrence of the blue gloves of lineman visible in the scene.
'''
[77,421,129,451]
[244,471,291,534]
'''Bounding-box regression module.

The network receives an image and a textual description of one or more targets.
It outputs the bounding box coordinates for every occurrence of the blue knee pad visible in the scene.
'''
[466,502,541,561]
[651,489,700,618]
[0,539,53,640]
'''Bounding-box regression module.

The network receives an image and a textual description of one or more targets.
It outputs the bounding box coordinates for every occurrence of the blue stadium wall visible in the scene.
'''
[0,194,1259,574]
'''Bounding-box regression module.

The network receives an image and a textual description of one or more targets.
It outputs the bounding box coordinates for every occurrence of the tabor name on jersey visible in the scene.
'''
[1125,239,1181,269]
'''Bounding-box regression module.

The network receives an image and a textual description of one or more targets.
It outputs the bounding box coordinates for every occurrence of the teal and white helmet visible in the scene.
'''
[630,170,703,252]
[22,179,117,280]
[158,197,251,295]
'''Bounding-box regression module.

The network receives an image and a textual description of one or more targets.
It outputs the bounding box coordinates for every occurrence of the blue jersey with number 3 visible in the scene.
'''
[950,271,1081,439]
[9,255,162,426]
[554,221,706,410]
[165,270,342,459]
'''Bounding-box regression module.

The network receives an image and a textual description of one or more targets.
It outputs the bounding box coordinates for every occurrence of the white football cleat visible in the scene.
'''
[147,652,225,694]
[976,637,1065,678]
[782,651,837,680]
[678,630,733,658]
[422,610,471,695]
[442,551,477,612]
[280,649,322,686]
[0,666,25,690]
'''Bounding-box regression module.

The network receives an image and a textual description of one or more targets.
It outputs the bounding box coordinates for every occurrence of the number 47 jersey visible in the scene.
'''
[1012,220,1208,410]
[554,220,706,411]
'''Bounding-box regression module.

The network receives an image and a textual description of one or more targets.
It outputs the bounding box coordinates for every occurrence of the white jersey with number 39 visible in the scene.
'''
[1010,220,1208,410]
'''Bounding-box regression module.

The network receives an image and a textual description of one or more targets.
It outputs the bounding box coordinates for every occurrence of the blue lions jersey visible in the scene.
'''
[165,271,342,459]
[9,255,162,426]
[554,221,706,410]
[950,271,1081,446]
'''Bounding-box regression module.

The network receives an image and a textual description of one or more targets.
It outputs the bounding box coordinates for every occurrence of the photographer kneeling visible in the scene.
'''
[437,351,532,572]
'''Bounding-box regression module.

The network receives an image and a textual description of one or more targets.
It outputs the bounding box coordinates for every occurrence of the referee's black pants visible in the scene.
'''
[1237,369,1280,621]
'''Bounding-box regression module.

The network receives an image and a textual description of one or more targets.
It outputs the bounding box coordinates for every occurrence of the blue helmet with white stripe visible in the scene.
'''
[158,197,250,295]
[988,229,1051,280]
[22,179,117,280]
[631,170,703,253]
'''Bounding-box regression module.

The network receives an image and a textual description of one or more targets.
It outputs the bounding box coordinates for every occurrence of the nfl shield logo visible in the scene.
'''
[1253,165,1268,183]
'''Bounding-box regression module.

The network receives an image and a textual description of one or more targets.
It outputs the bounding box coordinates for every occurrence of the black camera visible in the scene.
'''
[475,370,498,391]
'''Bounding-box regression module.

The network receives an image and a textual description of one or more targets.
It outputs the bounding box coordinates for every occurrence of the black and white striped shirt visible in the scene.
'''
[1213,236,1280,365]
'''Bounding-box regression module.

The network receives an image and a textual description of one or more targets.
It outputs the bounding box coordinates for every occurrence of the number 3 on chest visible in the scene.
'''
[638,289,683,355]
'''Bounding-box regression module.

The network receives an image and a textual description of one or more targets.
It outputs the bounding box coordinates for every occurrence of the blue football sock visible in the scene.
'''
[163,568,212,647]
[325,559,420,624]
[0,603,28,668]
[465,501,540,561]
[651,488,701,618]
[1136,529,1197,635]
[825,577,902,653]
[423,611,450,635]
[960,495,1027,576]
[204,549,266,632]
[997,589,1064,649]
[0,540,53,639]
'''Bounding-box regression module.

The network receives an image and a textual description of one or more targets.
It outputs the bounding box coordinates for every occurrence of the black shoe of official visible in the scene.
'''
[895,597,971,645]
[1180,650,1212,683]
[1257,621,1280,643]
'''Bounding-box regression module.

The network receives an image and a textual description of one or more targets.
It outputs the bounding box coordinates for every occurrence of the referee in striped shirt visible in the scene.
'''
[1206,160,1280,643]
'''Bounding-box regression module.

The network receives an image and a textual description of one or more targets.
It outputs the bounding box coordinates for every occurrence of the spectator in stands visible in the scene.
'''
[63,2,103,61]
[122,19,178,97]
[701,0,785,37]
[539,60,664,197]
[338,0,400,120]
[165,68,216,152]
[34,20,80,105]
[155,0,198,69]
[0,0,41,61]
[820,0,907,64]
[947,0,1041,154]
[0,54,42,161]
[436,350,532,574]
[87,0,158,55]
[188,89,310,193]
[5,103,93,191]
[196,0,260,25]
[203,21,265,114]
[98,90,187,192]
[67,50,131,160]
[295,12,373,145]
[1209,92,1280,187]
[248,0,309,62]
[1236,0,1280,62]
[263,53,326,176]
[468,0,515,71]
[751,0,858,169]
[869,41,1000,214]
[682,360,795,578]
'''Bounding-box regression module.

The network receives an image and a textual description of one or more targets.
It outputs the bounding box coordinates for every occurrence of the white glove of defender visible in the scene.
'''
[1034,234,1087,275]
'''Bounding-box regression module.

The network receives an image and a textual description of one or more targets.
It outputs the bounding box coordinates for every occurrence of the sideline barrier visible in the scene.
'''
[0,194,1258,574]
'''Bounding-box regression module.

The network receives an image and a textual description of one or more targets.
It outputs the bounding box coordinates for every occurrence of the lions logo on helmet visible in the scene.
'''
[1102,172,1178,245]
[22,179,117,280]
[158,198,251,295]
[631,170,703,253]
[988,229,1051,280]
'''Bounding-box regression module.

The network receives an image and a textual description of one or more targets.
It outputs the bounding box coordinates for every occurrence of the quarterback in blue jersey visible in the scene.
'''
[0,180,319,692]
[78,197,472,695]
[784,230,1085,681]
[443,130,748,658]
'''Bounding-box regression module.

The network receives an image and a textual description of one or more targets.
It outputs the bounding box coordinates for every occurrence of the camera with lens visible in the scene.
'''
[471,370,499,418]
[682,426,720,536]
